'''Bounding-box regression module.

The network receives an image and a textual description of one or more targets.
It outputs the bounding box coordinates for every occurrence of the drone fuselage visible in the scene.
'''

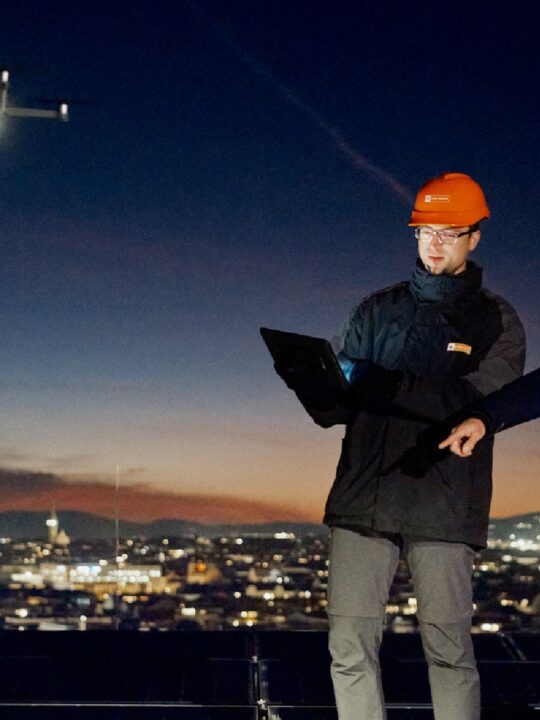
[1,69,69,122]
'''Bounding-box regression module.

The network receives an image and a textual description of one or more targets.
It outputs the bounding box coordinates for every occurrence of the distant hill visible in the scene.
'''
[1,510,538,542]
[0,511,325,540]
[489,511,540,542]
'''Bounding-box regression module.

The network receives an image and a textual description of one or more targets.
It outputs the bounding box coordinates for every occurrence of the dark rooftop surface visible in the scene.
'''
[0,630,538,719]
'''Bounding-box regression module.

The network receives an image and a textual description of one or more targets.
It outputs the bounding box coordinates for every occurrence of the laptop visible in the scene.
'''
[260,327,350,413]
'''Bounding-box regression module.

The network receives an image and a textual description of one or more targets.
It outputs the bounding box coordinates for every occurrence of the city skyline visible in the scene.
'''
[1,514,538,635]
[1,1,539,524]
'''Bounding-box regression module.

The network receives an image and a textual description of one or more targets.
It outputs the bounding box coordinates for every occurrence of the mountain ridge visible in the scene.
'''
[1,510,538,541]
[0,510,325,539]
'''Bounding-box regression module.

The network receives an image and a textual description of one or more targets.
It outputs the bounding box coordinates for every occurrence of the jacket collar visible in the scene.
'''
[410,259,483,304]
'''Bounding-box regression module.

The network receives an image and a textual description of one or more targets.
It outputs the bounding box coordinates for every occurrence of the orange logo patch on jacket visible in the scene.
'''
[447,342,472,355]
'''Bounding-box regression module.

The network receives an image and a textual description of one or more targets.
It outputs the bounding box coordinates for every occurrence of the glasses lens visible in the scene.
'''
[415,228,434,241]
[438,231,459,243]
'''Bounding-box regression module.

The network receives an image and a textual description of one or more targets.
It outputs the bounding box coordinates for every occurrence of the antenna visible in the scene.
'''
[114,463,121,630]
[1,69,69,122]
[115,464,120,561]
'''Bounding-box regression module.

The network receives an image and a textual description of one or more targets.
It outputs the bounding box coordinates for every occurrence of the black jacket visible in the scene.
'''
[468,367,540,434]
[323,260,525,548]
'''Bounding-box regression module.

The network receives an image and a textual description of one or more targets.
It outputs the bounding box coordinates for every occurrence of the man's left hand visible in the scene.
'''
[438,418,486,457]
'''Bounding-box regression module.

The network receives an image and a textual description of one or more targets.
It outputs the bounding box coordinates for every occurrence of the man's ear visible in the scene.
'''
[468,230,481,252]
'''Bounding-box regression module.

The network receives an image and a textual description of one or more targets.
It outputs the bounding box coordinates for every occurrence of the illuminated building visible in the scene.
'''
[186,560,224,585]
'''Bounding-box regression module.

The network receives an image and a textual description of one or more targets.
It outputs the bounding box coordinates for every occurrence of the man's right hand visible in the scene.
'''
[438,418,486,457]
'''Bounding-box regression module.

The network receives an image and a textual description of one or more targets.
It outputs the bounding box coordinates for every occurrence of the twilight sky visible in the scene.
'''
[0,1,538,525]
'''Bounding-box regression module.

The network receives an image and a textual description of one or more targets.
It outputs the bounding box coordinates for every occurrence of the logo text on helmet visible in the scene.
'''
[425,194,451,203]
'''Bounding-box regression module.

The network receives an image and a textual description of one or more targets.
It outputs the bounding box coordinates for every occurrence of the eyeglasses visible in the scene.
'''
[414,227,472,245]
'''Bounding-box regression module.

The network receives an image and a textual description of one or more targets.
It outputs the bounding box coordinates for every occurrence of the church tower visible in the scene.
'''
[46,507,58,544]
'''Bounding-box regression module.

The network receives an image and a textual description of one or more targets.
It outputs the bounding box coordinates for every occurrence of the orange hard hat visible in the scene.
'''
[408,172,490,227]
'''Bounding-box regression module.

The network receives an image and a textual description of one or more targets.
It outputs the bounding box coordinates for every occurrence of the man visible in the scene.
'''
[323,173,525,720]
[439,367,540,457]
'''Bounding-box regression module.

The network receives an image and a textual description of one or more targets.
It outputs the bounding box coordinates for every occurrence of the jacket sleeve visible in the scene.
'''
[388,297,526,423]
[467,367,540,434]
[307,301,371,427]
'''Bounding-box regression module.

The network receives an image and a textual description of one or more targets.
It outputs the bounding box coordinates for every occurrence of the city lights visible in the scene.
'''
[0,513,537,632]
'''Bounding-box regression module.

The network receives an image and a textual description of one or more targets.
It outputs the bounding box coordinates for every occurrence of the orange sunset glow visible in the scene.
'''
[0,470,318,525]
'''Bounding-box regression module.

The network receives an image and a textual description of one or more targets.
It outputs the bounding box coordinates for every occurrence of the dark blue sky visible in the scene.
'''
[0,1,538,521]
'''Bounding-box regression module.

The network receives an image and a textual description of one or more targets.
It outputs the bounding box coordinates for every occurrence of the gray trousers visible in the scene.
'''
[327,527,480,720]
